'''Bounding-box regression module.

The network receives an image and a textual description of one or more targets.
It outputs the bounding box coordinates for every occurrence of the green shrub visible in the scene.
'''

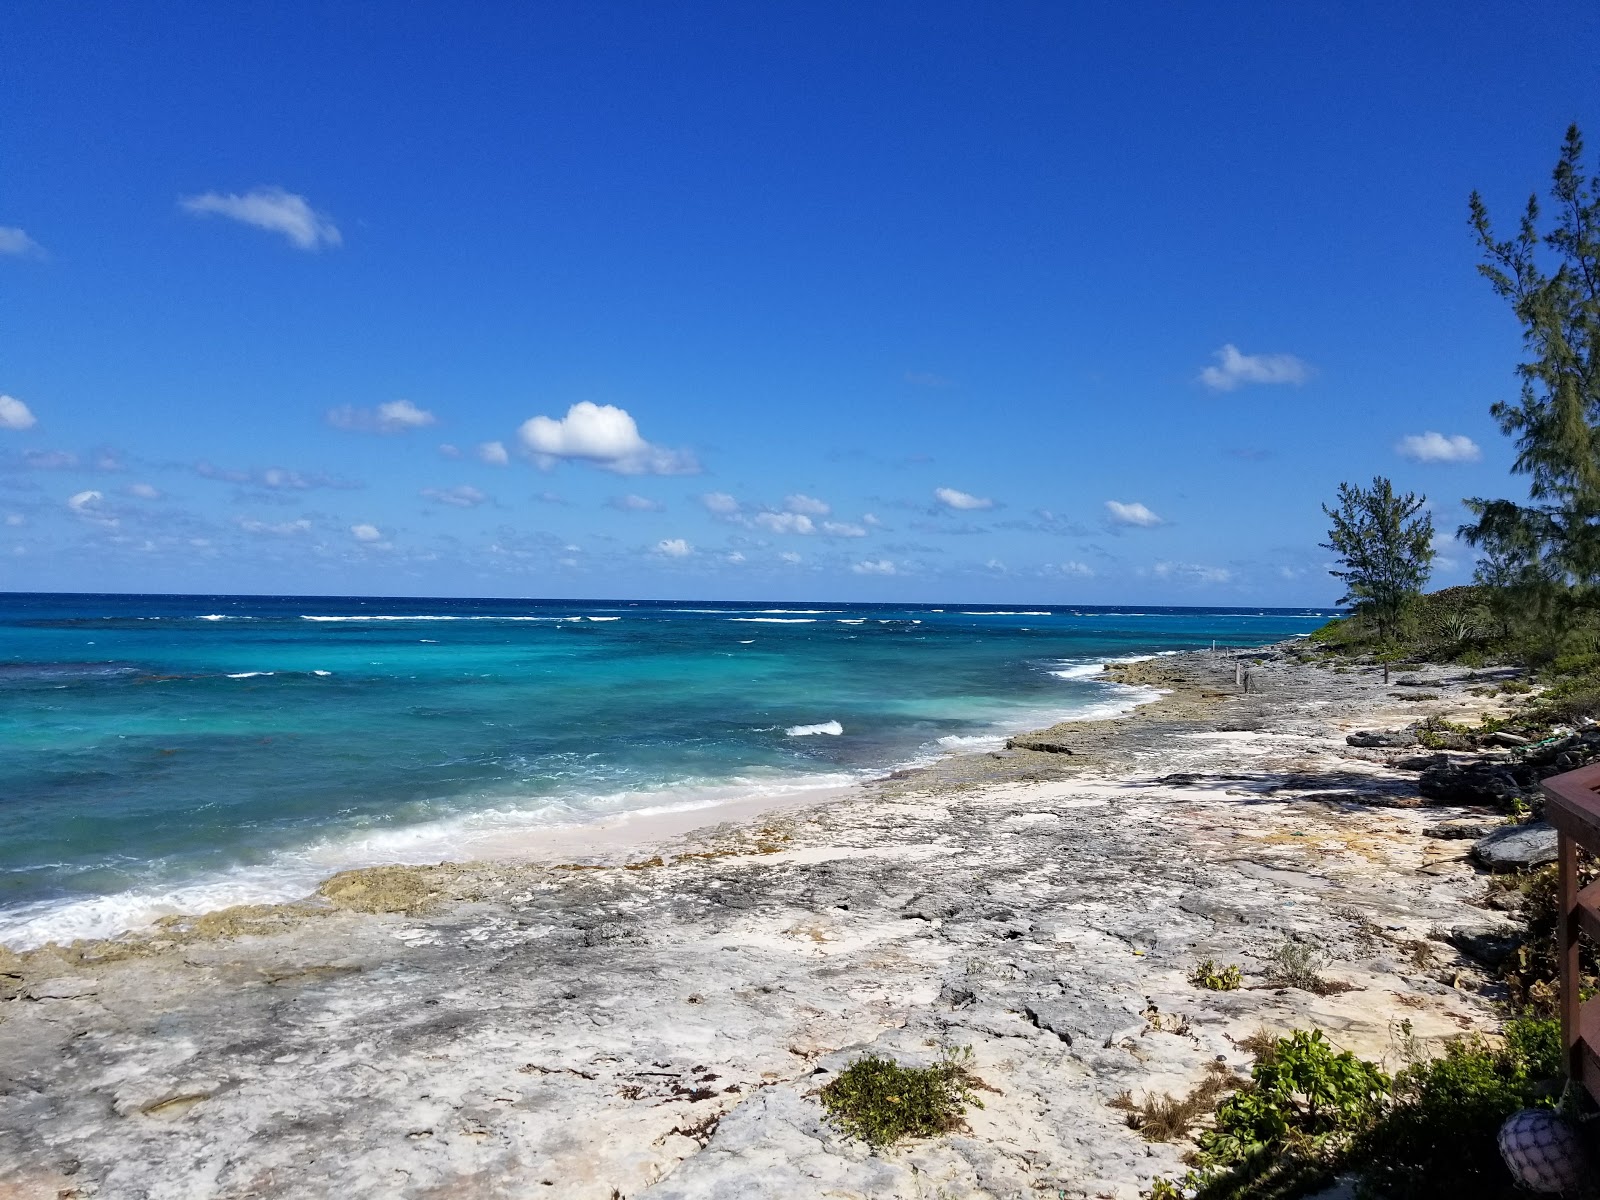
[819,1048,983,1147]
[1352,1019,1560,1199]
[1191,959,1244,991]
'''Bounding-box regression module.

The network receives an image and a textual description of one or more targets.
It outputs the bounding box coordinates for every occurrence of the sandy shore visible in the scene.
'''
[0,648,1528,1199]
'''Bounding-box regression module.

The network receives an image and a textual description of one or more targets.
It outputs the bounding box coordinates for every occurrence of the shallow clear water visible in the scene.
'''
[0,593,1335,946]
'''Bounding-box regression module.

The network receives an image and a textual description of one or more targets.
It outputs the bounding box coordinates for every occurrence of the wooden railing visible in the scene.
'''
[1541,762,1600,1100]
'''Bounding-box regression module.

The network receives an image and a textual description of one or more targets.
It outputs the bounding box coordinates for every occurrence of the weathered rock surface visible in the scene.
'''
[1418,763,1523,807]
[0,650,1515,1199]
[1472,821,1560,871]
[1347,728,1418,748]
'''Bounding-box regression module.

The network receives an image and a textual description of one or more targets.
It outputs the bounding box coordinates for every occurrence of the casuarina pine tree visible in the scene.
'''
[1461,126,1600,617]
[1322,477,1435,642]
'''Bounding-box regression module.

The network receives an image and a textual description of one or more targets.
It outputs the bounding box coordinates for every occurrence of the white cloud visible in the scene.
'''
[438,443,462,459]
[327,399,436,433]
[1396,431,1482,463]
[179,187,341,250]
[0,227,43,257]
[422,485,488,508]
[4,514,24,527]
[1105,500,1163,527]
[611,493,664,512]
[125,483,162,500]
[477,440,509,466]
[656,537,692,557]
[239,517,312,536]
[784,493,830,516]
[934,486,993,511]
[518,401,697,475]
[0,395,37,430]
[726,551,747,564]
[754,511,814,535]
[862,513,883,527]
[700,491,740,515]
[1153,561,1232,584]
[351,523,383,542]
[66,490,102,512]
[1198,344,1311,392]
[779,551,802,564]
[1054,560,1094,577]
[852,558,898,576]
[821,521,867,538]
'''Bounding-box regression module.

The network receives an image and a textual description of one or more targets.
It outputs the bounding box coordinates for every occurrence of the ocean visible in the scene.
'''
[0,593,1335,948]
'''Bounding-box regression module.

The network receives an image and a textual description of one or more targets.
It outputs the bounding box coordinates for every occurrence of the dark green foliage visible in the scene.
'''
[1322,478,1435,643]
[1146,1022,1562,1200]
[1461,126,1600,613]
[1352,1020,1561,1199]
[1306,586,1497,664]
[818,1049,982,1147]
[1196,1031,1388,1168]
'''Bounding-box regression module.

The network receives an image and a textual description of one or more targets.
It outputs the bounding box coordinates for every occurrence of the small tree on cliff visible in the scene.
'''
[1322,477,1435,643]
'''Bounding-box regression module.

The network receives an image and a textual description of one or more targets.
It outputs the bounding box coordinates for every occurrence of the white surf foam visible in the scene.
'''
[730,618,817,624]
[786,720,843,736]
[226,671,274,679]
[0,771,865,950]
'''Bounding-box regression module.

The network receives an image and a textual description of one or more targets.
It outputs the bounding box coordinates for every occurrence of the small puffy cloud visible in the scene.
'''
[1055,560,1095,577]
[1105,500,1163,528]
[852,558,898,576]
[784,493,830,516]
[0,395,37,430]
[779,551,802,564]
[0,228,44,258]
[4,513,24,527]
[1199,344,1310,392]
[66,490,102,512]
[656,537,692,557]
[700,491,740,515]
[611,493,665,512]
[725,551,747,564]
[422,485,488,508]
[1153,561,1232,584]
[438,443,462,459]
[934,486,993,511]
[519,401,697,475]
[1396,431,1482,463]
[754,511,814,535]
[327,399,436,434]
[67,490,118,528]
[821,521,867,538]
[862,512,883,527]
[179,187,341,250]
[351,523,383,542]
[239,517,313,536]
[477,440,509,466]
[125,482,162,500]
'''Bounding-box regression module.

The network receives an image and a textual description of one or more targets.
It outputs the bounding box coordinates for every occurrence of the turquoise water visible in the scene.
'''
[0,593,1335,947]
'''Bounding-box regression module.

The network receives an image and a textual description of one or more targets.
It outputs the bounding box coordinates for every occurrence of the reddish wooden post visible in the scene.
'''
[1559,829,1582,1083]
[1543,761,1600,1102]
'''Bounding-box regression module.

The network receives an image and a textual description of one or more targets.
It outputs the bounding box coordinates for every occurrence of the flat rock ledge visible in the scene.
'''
[0,651,1523,1199]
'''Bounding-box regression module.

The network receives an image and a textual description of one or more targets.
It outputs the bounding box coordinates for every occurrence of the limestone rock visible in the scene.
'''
[1472,822,1559,871]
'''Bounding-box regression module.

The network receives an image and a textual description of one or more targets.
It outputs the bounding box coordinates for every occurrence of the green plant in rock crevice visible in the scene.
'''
[1190,959,1245,991]
[818,1047,984,1148]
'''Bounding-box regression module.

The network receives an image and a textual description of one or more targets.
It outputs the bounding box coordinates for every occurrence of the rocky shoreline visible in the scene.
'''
[0,647,1537,1199]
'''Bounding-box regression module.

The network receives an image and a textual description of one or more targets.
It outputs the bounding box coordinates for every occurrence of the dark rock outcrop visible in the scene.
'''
[1471,822,1559,871]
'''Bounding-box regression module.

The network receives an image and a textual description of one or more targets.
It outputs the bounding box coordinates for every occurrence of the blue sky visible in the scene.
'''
[3,2,1597,603]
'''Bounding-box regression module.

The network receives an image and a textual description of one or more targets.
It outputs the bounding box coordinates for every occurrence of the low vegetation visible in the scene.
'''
[1189,959,1244,991]
[1142,1020,1561,1199]
[818,1048,984,1147]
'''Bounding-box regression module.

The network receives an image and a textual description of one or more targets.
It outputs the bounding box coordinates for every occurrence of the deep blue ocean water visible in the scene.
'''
[0,593,1336,947]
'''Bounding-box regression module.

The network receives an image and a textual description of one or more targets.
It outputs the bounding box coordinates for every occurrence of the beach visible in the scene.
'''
[0,647,1524,1199]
